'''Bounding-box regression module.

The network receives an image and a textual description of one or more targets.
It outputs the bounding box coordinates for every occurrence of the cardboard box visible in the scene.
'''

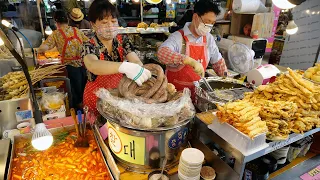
[231,13,274,38]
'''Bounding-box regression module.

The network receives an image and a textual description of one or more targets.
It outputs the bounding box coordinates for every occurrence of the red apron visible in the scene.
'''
[83,35,124,114]
[166,30,208,100]
[58,27,82,63]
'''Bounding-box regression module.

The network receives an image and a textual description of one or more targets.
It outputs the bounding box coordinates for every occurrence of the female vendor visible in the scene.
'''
[38,10,88,110]
[83,0,151,113]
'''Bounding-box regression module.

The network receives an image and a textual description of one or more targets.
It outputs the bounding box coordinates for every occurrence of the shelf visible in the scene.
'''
[243,127,320,164]
[195,116,320,180]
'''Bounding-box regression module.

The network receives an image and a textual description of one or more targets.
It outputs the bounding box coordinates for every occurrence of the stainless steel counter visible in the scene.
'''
[0,139,11,180]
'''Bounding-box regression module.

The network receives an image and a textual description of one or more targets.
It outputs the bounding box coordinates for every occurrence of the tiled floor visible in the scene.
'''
[271,154,320,180]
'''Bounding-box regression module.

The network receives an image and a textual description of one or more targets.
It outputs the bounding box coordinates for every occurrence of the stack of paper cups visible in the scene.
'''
[178,148,204,180]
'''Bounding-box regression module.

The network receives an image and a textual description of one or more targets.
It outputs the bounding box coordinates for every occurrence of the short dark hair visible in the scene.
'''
[54,10,68,24]
[88,0,119,23]
[194,0,220,16]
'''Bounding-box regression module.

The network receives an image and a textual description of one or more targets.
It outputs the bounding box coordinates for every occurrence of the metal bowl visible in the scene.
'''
[195,77,252,112]
[148,170,170,180]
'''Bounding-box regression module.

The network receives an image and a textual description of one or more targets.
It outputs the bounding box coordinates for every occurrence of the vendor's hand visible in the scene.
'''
[119,62,152,86]
[183,57,205,77]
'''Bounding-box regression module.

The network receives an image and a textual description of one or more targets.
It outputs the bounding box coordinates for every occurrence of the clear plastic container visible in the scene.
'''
[208,113,268,155]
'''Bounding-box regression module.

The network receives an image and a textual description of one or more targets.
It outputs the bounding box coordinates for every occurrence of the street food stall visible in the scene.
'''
[1,0,320,179]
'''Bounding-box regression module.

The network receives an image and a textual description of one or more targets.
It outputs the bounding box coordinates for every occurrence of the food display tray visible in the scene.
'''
[207,113,268,156]
[7,124,114,180]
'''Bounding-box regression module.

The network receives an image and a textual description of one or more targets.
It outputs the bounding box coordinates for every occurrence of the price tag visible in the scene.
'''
[300,165,320,180]
[108,122,145,165]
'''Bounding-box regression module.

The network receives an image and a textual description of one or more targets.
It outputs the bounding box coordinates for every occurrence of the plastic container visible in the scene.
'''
[208,113,268,155]
[179,161,202,177]
[178,148,204,179]
[178,171,201,180]
[180,148,204,166]
[270,146,290,164]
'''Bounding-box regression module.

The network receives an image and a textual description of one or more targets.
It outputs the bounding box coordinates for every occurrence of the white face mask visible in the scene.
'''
[196,22,213,36]
[95,23,119,40]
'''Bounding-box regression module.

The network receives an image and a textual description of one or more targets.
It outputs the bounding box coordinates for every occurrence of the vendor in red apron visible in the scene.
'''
[38,10,89,110]
[157,0,227,100]
[82,0,151,114]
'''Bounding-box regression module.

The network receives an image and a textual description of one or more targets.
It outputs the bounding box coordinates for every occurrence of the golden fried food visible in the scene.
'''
[137,22,148,29]
[217,101,267,138]
[304,64,320,83]
[150,23,159,28]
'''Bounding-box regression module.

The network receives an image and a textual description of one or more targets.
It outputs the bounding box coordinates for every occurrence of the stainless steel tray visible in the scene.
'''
[7,124,114,180]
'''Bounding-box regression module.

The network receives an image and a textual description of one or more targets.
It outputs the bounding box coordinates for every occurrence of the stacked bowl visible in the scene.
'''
[178,148,204,180]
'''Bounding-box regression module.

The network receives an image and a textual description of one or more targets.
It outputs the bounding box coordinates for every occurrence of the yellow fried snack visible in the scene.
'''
[288,68,314,92]
[137,22,148,29]
[149,23,158,28]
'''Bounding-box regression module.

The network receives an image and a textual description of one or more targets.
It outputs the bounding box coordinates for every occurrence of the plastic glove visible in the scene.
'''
[118,62,152,86]
[183,56,205,77]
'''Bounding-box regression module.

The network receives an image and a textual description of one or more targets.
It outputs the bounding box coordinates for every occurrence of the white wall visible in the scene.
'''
[279,0,320,70]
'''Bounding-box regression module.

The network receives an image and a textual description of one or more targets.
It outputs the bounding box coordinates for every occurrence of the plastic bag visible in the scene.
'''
[40,92,66,114]
[96,88,195,129]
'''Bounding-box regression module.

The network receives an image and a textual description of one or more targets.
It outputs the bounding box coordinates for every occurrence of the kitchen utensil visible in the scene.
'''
[83,106,88,135]
[77,110,82,136]
[74,110,89,147]
[70,108,79,136]
[148,170,169,180]
[82,106,89,147]
[159,158,167,180]
[202,77,214,92]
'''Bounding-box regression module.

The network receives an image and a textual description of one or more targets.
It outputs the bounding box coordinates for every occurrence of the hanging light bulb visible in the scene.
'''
[0,37,4,46]
[110,0,116,3]
[1,20,14,28]
[272,0,296,9]
[31,123,53,151]
[45,26,53,35]
[166,0,171,4]
[133,0,139,3]
[286,20,298,35]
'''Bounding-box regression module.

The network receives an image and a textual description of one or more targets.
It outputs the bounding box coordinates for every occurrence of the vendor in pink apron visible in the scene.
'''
[157,0,227,100]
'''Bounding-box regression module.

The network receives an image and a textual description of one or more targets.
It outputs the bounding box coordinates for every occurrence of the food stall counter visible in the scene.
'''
[0,139,10,180]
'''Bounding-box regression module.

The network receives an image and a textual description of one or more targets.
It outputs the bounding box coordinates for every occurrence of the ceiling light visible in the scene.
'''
[1,20,14,28]
[272,0,306,9]
[45,26,53,35]
[0,38,4,46]
[286,20,298,35]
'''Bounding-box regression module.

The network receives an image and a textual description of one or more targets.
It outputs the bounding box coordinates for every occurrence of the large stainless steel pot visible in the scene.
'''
[0,97,31,138]
[97,99,191,173]
[195,77,252,112]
